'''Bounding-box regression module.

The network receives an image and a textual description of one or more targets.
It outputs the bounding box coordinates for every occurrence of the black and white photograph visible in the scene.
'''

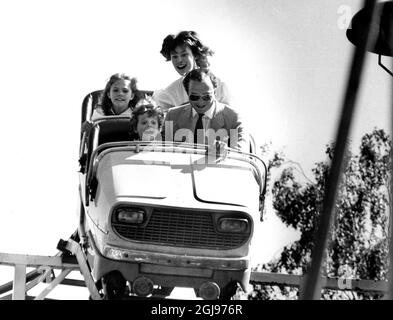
[0,0,392,303]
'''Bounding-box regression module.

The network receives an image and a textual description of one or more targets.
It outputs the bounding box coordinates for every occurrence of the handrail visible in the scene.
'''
[84,141,267,205]
[87,141,266,172]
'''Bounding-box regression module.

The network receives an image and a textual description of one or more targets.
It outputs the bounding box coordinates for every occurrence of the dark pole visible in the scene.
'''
[387,55,393,300]
[299,0,379,300]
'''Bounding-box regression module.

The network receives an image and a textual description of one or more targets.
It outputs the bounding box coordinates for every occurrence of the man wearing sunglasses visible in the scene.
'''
[162,68,247,152]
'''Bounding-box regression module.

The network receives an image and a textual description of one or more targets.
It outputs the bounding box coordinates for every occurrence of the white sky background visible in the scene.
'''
[0,0,392,294]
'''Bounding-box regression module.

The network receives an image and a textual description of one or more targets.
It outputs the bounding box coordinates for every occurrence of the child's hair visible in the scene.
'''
[160,31,214,65]
[130,98,164,141]
[98,73,138,115]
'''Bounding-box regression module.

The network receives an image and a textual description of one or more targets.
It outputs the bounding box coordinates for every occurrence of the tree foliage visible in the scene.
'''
[250,129,391,299]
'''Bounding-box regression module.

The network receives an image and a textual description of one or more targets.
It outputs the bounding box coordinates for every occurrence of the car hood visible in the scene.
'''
[95,149,260,210]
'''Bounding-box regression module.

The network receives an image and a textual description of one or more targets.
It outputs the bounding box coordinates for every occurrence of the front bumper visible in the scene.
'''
[87,235,251,292]
[103,244,249,270]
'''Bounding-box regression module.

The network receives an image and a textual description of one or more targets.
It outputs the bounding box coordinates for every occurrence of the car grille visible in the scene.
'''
[112,208,250,250]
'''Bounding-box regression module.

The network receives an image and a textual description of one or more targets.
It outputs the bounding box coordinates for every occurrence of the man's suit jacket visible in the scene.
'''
[162,101,248,151]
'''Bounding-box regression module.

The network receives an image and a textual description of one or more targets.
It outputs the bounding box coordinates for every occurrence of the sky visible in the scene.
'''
[0,0,392,297]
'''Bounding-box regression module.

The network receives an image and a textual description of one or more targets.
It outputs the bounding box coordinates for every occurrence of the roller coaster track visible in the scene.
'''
[0,236,391,300]
[0,239,101,300]
[0,238,389,300]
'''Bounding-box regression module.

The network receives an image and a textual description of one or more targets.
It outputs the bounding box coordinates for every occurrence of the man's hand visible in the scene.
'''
[207,140,227,160]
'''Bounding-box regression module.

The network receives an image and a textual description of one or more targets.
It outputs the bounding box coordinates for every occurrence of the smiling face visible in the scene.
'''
[107,79,133,113]
[170,45,196,76]
[187,78,215,114]
[136,113,160,140]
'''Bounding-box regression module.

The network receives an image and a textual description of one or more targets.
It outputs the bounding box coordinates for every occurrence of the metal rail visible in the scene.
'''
[0,239,101,300]
[2,260,389,300]
[251,272,388,295]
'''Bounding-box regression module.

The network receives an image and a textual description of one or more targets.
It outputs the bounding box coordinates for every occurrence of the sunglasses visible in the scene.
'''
[189,94,214,102]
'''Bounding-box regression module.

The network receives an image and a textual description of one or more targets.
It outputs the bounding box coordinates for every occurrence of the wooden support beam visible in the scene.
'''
[64,239,102,300]
[12,264,26,300]
[25,268,53,292]
[34,270,71,300]
[0,253,79,270]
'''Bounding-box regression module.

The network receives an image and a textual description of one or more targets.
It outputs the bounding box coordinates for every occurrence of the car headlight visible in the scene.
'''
[217,217,248,233]
[116,207,145,224]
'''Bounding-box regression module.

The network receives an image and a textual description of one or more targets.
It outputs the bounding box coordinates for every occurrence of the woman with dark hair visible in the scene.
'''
[152,31,230,111]
[129,98,164,141]
[91,73,144,120]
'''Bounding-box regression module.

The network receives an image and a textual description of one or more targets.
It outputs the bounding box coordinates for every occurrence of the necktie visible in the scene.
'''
[194,113,204,144]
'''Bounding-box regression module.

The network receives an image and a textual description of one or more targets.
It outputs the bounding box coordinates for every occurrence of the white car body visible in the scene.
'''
[78,116,266,299]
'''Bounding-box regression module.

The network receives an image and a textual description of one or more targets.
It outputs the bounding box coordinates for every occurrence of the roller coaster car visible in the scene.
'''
[77,91,267,300]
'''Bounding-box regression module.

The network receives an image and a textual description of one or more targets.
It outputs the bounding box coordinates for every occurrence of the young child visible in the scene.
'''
[129,98,164,141]
[91,73,140,120]
[152,31,230,111]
